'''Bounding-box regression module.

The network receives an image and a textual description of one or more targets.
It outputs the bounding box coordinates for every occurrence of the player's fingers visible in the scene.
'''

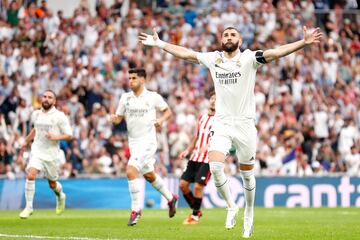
[139,33,149,39]
[303,26,307,33]
[138,35,147,41]
[152,27,158,35]
[315,34,323,40]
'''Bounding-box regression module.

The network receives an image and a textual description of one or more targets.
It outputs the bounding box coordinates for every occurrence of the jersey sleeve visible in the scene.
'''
[251,50,267,69]
[196,51,217,68]
[30,110,40,127]
[154,93,168,111]
[58,113,73,136]
[115,94,126,116]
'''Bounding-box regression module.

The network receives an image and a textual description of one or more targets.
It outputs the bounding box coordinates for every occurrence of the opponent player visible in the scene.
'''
[139,26,322,237]
[179,91,215,224]
[19,90,73,219]
[110,68,178,226]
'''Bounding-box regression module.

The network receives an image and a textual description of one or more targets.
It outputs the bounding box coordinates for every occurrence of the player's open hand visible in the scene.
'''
[139,28,164,48]
[303,26,322,45]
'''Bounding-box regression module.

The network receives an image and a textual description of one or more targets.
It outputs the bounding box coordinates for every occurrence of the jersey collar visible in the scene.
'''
[132,88,148,98]
[42,106,56,114]
[221,50,242,62]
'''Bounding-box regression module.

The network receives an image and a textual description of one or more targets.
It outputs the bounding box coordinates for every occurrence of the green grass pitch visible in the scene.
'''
[1,208,359,239]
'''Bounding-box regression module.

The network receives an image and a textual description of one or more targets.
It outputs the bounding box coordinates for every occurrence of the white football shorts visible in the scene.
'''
[208,118,257,165]
[26,155,59,181]
[128,140,157,174]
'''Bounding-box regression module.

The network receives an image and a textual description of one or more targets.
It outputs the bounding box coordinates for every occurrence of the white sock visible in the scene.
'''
[128,179,141,212]
[240,169,256,218]
[150,174,173,201]
[25,179,35,209]
[53,182,63,197]
[209,162,236,209]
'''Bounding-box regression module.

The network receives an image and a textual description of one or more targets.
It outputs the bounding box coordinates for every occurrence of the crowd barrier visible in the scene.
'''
[1,176,359,209]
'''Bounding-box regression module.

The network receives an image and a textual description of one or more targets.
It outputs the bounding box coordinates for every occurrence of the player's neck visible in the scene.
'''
[133,86,145,97]
[223,49,240,59]
[208,110,215,116]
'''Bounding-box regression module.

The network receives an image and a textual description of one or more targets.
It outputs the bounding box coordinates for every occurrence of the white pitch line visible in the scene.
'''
[0,233,121,240]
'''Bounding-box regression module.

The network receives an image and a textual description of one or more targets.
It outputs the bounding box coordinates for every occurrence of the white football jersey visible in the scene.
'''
[116,88,168,142]
[31,107,72,161]
[197,50,264,120]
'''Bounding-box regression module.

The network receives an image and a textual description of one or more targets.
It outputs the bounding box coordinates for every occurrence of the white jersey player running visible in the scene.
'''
[19,90,73,219]
[140,26,322,237]
[110,68,178,226]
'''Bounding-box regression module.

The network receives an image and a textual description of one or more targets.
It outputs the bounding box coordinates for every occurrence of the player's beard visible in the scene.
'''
[221,41,239,53]
[42,101,53,110]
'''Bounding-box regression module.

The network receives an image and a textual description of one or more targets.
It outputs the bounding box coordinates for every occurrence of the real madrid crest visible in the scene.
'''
[236,60,241,67]
[215,58,222,65]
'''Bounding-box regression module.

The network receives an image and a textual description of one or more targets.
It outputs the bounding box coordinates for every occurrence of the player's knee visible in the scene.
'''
[27,175,36,181]
[48,180,56,189]
[143,172,156,182]
[209,162,224,175]
[194,183,204,193]
[27,171,37,181]
[179,180,190,193]
[126,166,137,180]
[240,168,254,179]
[240,169,256,189]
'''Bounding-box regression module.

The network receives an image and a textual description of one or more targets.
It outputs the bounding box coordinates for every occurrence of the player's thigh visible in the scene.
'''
[42,160,59,181]
[25,156,44,175]
[232,121,257,165]
[129,141,157,175]
[194,163,211,186]
[181,161,198,183]
[208,122,232,162]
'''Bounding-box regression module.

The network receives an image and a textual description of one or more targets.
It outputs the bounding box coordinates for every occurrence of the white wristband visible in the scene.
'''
[156,39,165,49]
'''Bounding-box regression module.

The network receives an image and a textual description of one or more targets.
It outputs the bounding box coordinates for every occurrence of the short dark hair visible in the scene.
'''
[128,68,146,78]
[44,89,57,99]
[208,90,216,98]
[222,27,240,36]
[0,138,6,145]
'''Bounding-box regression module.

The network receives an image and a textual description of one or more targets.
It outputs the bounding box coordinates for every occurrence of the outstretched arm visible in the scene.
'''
[139,28,199,63]
[263,26,322,63]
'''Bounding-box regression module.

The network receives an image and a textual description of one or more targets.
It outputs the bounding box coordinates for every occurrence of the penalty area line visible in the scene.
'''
[0,233,121,240]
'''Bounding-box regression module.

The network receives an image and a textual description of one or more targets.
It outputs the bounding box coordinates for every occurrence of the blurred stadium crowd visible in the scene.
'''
[0,0,359,179]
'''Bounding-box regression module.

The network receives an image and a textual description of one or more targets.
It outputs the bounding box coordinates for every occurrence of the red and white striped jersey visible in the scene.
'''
[189,113,214,163]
